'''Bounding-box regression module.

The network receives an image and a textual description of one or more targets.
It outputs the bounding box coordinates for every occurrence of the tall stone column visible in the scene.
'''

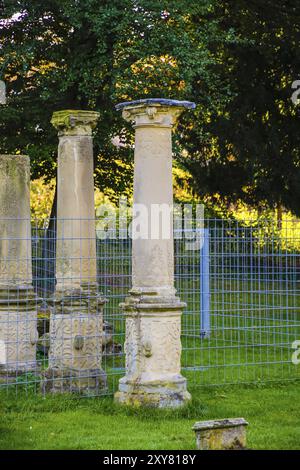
[114,98,196,407]
[0,155,39,375]
[43,110,106,394]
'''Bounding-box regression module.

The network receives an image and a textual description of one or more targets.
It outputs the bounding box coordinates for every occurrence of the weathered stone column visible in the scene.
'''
[43,110,106,394]
[0,155,39,375]
[114,98,196,407]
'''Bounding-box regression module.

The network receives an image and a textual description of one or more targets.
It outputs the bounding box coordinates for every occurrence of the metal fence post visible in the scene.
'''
[200,228,210,338]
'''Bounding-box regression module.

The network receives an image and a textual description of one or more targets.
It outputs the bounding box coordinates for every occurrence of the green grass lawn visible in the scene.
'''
[1,381,300,450]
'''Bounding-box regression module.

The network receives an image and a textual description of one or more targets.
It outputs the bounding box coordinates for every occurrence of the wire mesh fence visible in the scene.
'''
[0,216,300,397]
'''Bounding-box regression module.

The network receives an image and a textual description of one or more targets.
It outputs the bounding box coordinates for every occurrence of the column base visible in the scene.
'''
[0,361,39,373]
[42,293,107,395]
[116,290,191,408]
[0,356,40,377]
[114,375,191,408]
[0,288,40,376]
[0,362,40,385]
[41,367,107,395]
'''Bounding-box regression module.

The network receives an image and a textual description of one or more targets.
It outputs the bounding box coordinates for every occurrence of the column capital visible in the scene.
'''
[51,110,100,136]
[116,98,196,128]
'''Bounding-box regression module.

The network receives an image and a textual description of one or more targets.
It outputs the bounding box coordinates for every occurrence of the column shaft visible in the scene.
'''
[132,126,174,294]
[0,155,38,374]
[43,110,106,394]
[56,133,97,292]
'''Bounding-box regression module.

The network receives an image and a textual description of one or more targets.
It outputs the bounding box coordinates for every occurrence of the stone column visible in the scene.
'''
[114,98,196,407]
[0,155,39,375]
[43,110,106,394]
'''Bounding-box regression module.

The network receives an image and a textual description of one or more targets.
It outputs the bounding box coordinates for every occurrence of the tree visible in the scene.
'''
[0,0,230,202]
[181,1,300,216]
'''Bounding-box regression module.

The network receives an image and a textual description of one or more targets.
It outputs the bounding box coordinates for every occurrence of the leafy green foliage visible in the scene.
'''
[2,1,299,216]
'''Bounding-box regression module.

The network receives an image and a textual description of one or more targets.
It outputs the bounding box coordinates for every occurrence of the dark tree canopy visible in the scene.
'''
[0,0,227,201]
[181,1,300,215]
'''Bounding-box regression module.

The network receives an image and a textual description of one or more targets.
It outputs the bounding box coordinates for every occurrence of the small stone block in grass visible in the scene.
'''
[193,417,248,450]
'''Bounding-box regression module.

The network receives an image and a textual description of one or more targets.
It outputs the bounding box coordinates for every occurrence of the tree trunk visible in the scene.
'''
[42,178,57,296]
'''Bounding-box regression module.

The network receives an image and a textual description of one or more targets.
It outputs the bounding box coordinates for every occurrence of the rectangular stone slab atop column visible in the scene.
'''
[0,155,39,375]
[42,111,107,394]
[114,99,196,408]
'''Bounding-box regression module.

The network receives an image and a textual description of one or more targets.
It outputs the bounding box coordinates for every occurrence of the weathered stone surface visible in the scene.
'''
[41,367,107,395]
[44,301,106,393]
[52,111,99,294]
[0,155,39,374]
[0,309,38,372]
[42,310,107,393]
[38,318,118,358]
[193,418,249,450]
[115,98,196,111]
[54,128,98,293]
[43,110,107,394]
[114,99,196,408]
[48,312,103,370]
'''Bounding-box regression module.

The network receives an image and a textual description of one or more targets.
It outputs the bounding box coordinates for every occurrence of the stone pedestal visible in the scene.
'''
[0,155,39,376]
[43,111,106,394]
[114,99,196,407]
